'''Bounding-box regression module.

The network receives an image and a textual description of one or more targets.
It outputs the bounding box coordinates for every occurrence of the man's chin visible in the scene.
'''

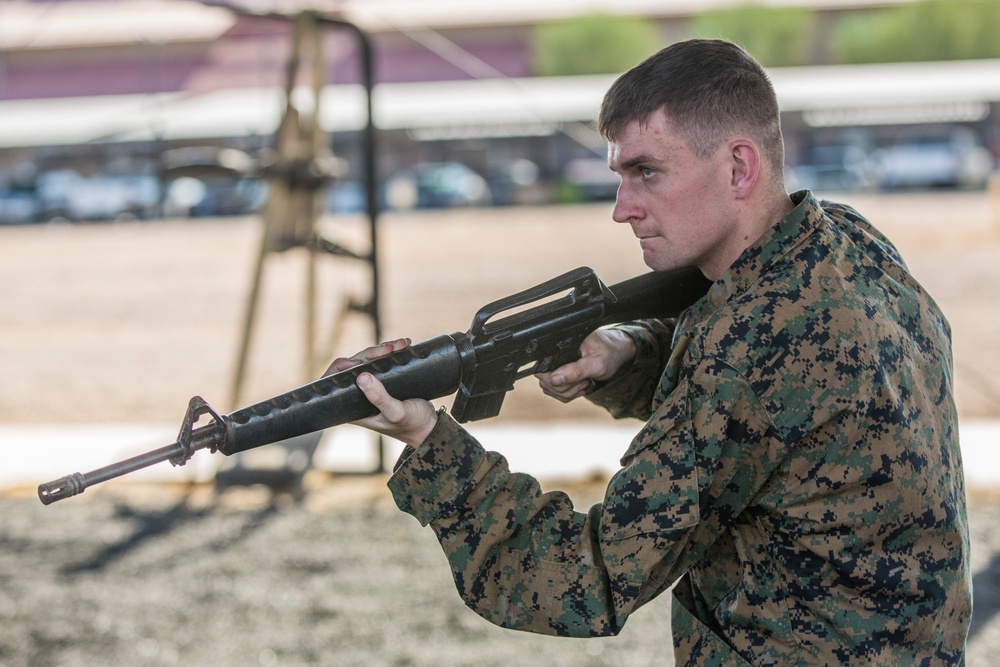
[642,253,681,273]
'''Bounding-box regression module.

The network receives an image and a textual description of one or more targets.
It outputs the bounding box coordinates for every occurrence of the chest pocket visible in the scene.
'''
[601,377,701,542]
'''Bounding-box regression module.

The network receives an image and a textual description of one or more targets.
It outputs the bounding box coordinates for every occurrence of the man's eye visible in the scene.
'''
[640,167,656,178]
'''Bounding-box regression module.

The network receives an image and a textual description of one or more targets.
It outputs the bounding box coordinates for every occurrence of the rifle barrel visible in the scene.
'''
[37,432,216,505]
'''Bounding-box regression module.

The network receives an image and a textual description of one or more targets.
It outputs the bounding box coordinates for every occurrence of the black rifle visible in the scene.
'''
[38,266,711,505]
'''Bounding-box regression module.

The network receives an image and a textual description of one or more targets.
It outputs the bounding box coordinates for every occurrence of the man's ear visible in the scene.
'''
[729,140,760,199]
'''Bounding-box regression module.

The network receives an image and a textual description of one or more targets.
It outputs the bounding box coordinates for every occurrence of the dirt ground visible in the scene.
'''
[0,481,994,667]
[2,193,1000,666]
[1,192,999,425]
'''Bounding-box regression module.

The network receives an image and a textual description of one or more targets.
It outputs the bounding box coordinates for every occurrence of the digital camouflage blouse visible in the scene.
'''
[388,190,972,665]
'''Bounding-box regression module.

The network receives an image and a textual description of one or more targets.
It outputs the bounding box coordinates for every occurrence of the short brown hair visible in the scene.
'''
[599,39,784,173]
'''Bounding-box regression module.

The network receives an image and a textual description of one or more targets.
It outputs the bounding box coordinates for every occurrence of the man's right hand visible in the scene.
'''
[325,338,439,447]
[535,328,637,403]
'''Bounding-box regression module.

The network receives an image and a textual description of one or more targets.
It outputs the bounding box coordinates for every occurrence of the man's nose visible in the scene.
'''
[612,182,637,223]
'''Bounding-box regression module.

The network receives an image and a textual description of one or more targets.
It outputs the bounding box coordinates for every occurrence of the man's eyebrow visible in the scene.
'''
[613,153,660,171]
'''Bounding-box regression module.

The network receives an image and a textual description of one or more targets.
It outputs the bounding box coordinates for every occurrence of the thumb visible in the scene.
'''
[551,358,591,387]
[357,372,405,423]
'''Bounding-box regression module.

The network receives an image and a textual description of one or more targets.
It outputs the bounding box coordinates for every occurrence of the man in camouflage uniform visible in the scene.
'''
[332,39,972,664]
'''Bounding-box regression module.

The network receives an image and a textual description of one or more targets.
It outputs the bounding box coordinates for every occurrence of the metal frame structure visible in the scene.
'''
[213,4,386,485]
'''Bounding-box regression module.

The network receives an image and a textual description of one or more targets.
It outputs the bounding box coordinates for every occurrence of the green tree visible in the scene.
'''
[832,0,1000,64]
[533,13,661,76]
[691,3,815,67]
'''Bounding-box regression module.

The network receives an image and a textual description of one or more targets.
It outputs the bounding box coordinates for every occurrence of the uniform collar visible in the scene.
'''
[692,189,822,318]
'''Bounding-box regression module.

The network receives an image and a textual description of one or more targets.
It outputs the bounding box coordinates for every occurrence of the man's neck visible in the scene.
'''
[701,186,795,280]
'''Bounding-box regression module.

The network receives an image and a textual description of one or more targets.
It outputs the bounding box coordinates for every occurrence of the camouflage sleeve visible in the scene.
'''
[585,318,677,420]
[388,353,779,639]
[388,410,624,636]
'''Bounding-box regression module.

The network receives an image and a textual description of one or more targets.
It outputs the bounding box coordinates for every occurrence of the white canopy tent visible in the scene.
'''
[0,59,997,149]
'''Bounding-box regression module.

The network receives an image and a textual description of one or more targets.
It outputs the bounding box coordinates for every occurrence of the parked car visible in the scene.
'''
[34,169,161,222]
[0,187,40,224]
[382,162,491,210]
[160,146,265,217]
[791,144,873,192]
[485,158,541,206]
[325,179,367,214]
[163,176,266,217]
[871,128,992,190]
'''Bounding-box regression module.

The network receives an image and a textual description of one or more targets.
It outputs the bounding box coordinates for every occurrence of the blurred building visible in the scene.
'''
[0,0,933,99]
[0,0,998,214]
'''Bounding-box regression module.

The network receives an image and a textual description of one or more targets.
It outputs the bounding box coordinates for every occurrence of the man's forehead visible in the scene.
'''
[607,116,684,165]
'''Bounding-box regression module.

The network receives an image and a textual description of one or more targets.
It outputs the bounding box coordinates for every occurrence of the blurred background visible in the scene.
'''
[1,0,999,222]
[5,0,999,461]
[2,2,1000,665]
